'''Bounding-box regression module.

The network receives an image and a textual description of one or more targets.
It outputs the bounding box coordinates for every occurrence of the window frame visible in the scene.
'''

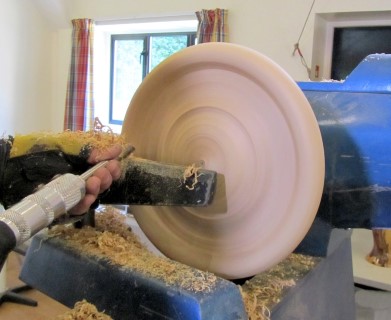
[109,31,196,125]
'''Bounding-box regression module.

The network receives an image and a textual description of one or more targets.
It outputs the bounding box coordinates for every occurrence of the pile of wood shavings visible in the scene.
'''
[52,299,112,320]
[240,253,320,320]
[48,206,217,293]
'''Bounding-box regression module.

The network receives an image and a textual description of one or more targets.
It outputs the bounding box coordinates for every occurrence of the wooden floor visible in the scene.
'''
[0,252,69,320]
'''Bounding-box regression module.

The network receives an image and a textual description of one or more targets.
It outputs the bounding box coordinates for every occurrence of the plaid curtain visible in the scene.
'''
[195,9,229,43]
[64,19,95,131]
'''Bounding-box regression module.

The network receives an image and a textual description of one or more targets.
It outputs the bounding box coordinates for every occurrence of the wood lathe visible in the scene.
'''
[6,43,391,319]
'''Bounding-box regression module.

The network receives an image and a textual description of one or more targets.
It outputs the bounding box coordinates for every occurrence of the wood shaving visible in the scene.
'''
[240,253,319,320]
[367,254,391,267]
[52,299,112,320]
[366,229,391,267]
[48,206,217,293]
[183,163,203,190]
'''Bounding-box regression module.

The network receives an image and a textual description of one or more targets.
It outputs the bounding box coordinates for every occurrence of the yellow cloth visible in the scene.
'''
[10,131,124,158]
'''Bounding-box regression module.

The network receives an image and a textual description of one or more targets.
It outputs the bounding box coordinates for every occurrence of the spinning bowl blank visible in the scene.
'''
[122,43,324,279]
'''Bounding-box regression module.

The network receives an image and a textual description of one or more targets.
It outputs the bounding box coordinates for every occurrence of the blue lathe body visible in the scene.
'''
[20,54,391,320]
[299,54,391,229]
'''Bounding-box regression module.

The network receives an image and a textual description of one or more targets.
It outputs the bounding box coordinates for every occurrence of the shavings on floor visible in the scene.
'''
[239,253,320,320]
[52,299,112,320]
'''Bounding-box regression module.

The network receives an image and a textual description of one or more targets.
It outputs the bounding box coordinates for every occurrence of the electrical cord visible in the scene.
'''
[292,0,316,78]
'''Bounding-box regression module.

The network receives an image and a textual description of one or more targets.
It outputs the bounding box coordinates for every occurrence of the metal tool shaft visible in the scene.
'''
[80,161,109,180]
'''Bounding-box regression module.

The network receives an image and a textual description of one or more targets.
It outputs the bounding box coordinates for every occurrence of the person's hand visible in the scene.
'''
[68,145,123,215]
[0,132,132,210]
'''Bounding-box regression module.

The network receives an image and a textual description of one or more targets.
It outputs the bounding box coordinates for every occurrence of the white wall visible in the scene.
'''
[61,0,391,79]
[2,0,391,133]
[0,0,54,135]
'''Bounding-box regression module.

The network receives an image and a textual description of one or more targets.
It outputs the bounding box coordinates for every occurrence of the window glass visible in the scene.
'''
[109,32,195,124]
[111,38,144,123]
[150,35,189,71]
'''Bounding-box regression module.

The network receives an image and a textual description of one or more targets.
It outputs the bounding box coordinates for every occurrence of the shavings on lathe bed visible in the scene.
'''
[48,206,217,293]
[239,253,320,320]
[48,206,319,320]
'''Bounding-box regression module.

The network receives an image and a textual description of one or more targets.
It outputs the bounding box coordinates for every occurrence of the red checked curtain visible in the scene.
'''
[195,9,229,43]
[64,19,95,131]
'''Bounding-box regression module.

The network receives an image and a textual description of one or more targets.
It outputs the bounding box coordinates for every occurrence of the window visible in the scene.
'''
[94,17,197,133]
[310,11,391,81]
[331,26,391,80]
[110,32,196,124]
